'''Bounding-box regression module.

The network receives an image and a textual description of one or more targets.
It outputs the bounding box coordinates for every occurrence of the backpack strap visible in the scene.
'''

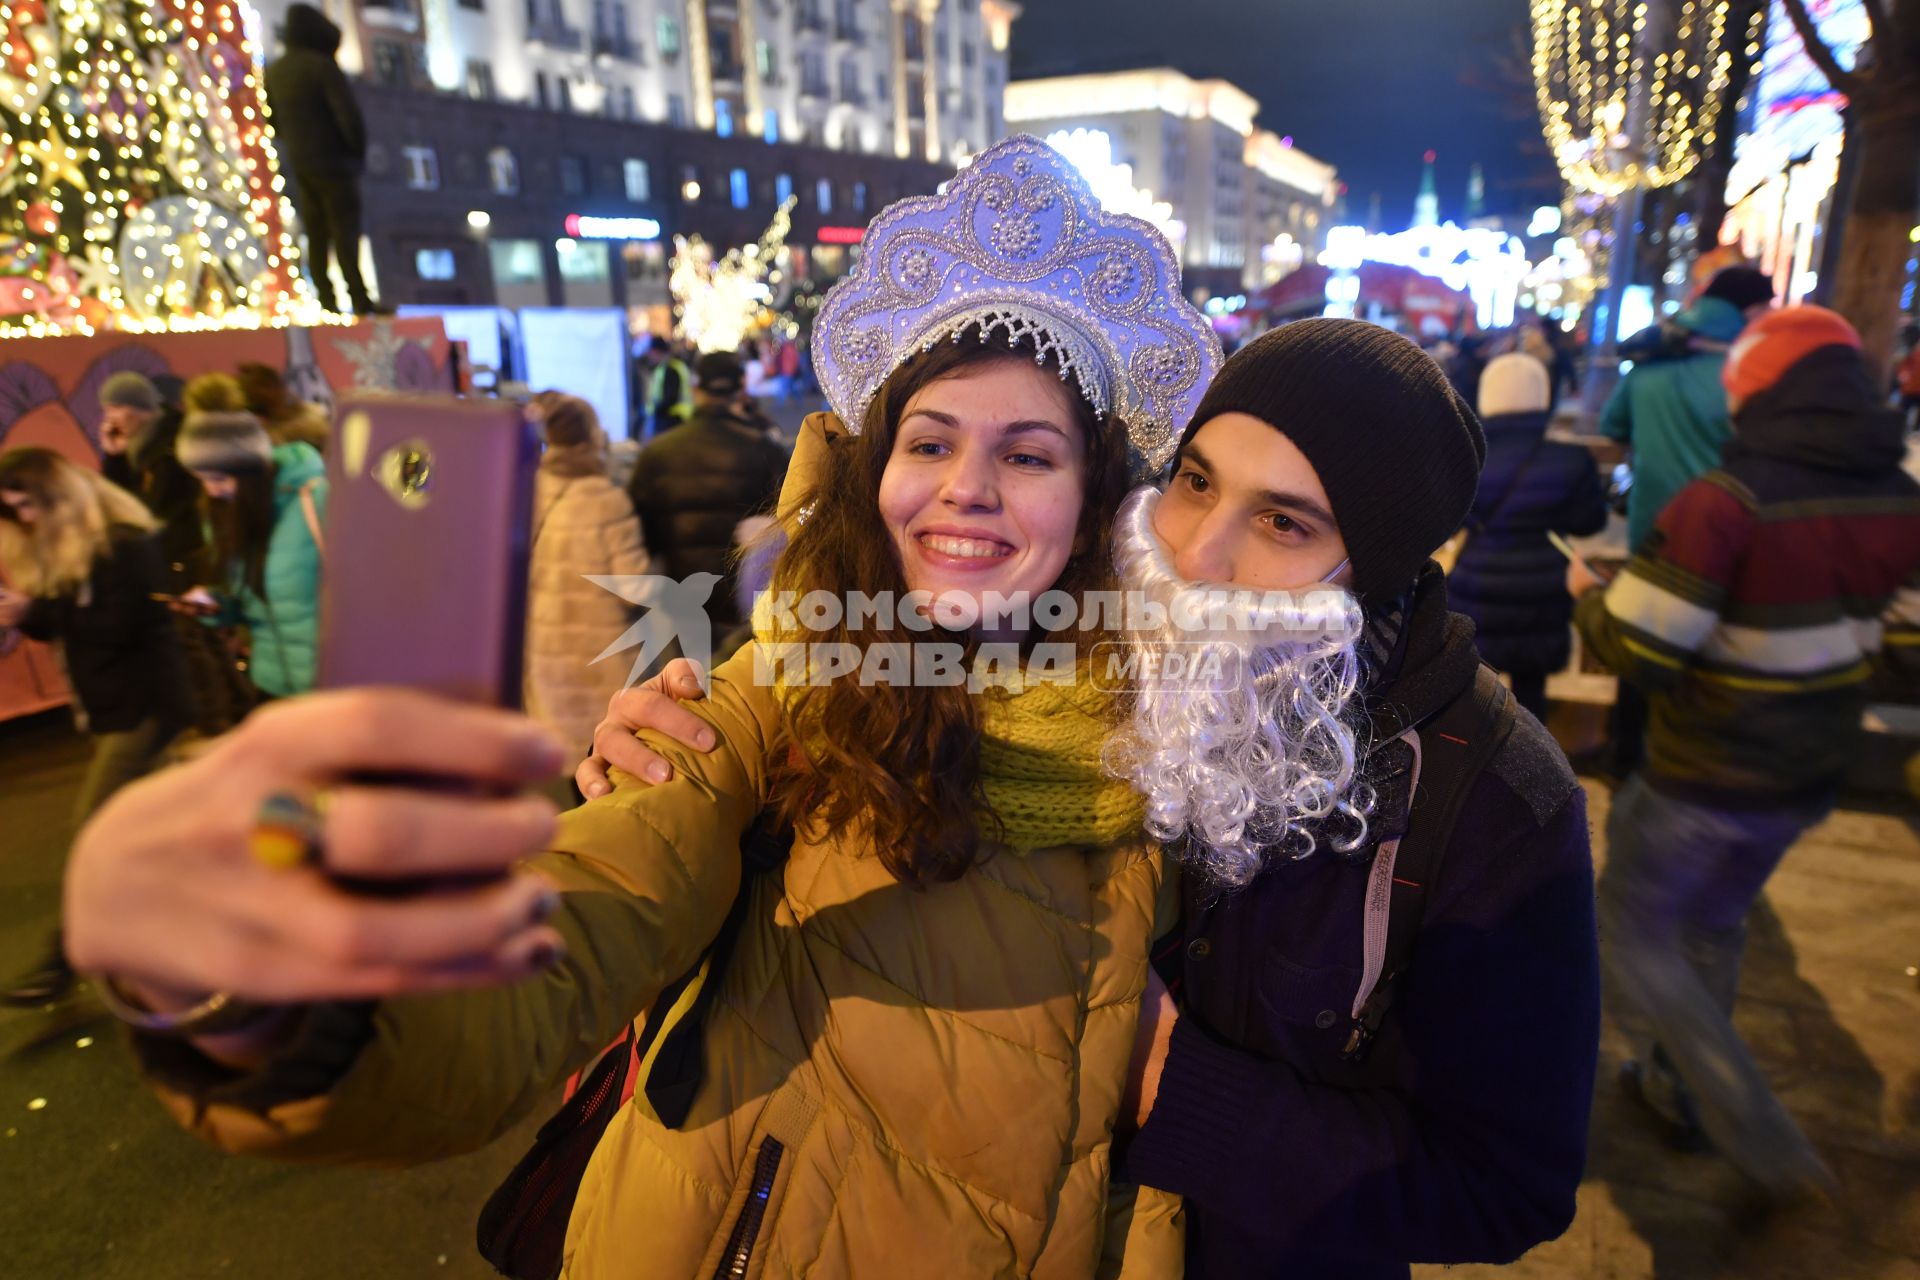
[1342,666,1517,1063]
[297,478,326,568]
[638,814,795,1128]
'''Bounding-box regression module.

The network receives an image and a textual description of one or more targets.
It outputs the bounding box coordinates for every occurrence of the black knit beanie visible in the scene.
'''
[1180,319,1486,600]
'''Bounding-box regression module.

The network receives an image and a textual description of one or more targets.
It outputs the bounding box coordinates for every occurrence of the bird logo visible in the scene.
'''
[586,572,723,689]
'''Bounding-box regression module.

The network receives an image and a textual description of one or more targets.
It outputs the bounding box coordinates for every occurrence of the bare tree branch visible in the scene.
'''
[1780,0,1868,92]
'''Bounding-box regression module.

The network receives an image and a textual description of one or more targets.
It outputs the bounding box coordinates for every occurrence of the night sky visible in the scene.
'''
[1008,0,1563,229]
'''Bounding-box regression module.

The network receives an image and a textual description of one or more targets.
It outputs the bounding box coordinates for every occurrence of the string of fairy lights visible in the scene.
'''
[0,0,330,337]
[670,196,797,354]
[1530,0,1761,197]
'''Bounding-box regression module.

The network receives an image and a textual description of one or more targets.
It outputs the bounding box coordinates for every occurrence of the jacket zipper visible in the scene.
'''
[712,1136,784,1280]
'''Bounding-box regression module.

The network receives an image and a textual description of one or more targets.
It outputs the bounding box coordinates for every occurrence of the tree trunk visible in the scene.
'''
[1828,92,1920,379]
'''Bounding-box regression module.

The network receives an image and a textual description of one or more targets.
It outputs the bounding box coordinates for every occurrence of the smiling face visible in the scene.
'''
[1153,412,1350,592]
[877,359,1089,639]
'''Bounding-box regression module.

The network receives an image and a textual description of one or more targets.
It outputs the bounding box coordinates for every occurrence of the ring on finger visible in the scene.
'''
[249,788,333,870]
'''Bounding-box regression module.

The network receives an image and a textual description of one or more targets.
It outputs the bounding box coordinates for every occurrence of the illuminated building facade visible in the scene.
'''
[242,0,1014,310]
[1002,68,1337,298]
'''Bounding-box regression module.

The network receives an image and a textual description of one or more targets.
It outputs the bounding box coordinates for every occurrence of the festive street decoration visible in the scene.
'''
[0,0,322,336]
[1530,0,1757,196]
[670,196,797,354]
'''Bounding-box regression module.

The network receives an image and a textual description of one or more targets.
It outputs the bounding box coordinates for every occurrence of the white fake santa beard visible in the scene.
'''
[1104,486,1374,889]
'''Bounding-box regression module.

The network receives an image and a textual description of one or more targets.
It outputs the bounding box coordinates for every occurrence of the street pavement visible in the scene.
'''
[3,705,1917,1279]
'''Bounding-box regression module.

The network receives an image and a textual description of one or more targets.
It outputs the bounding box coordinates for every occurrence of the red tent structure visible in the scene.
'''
[1257,263,1475,337]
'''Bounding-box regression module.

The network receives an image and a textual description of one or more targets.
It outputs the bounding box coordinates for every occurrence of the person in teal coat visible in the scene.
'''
[1600,266,1774,552]
[176,411,327,698]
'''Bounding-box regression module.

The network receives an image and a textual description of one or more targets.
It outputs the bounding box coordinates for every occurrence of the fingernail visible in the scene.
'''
[647,762,670,783]
[587,781,610,798]
[695,729,715,751]
[529,889,561,924]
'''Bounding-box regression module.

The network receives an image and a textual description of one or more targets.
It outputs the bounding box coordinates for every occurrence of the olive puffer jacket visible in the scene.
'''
[148,654,1180,1278]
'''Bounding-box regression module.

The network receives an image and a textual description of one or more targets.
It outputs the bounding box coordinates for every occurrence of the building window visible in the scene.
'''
[533,70,549,109]
[715,98,734,137]
[489,239,548,309]
[487,146,519,194]
[560,154,588,196]
[415,248,457,280]
[760,108,777,142]
[775,173,792,204]
[458,0,483,10]
[875,71,887,103]
[624,158,651,202]
[371,40,410,87]
[852,181,866,212]
[619,85,636,119]
[961,39,973,68]
[667,93,688,126]
[730,168,750,209]
[756,39,775,79]
[402,145,440,191]
[556,77,573,112]
[935,29,947,59]
[816,177,832,213]
[557,238,614,307]
[465,59,494,98]
[657,15,681,58]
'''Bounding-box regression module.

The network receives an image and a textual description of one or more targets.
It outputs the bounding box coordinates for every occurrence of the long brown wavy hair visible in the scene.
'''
[768,330,1134,886]
[0,448,155,597]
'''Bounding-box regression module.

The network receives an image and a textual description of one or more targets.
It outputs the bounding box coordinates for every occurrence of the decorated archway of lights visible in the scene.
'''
[0,0,322,336]
[1530,0,1759,196]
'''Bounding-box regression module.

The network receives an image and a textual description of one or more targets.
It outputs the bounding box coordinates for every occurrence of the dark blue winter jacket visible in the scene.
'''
[1449,411,1608,675]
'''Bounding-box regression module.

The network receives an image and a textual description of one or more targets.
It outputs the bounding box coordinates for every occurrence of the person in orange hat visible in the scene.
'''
[1570,305,1920,1201]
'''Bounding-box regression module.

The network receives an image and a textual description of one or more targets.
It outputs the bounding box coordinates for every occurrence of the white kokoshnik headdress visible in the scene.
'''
[810,134,1222,470]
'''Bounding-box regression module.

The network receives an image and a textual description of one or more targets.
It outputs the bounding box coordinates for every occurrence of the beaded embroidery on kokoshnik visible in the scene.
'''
[811,134,1222,471]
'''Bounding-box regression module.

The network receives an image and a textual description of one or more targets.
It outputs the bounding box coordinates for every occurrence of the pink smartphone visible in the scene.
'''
[317,395,539,707]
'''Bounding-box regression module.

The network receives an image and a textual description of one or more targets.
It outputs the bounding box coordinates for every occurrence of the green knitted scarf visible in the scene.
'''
[977,675,1145,853]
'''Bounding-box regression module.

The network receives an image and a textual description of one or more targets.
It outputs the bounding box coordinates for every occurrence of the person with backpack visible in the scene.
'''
[59,137,1221,1277]
[1449,352,1609,719]
[0,448,190,1004]
[587,319,1604,1278]
[176,411,328,698]
[1572,305,1920,1201]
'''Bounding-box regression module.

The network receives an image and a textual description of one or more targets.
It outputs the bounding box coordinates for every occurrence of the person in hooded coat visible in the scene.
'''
[1574,306,1920,1201]
[521,394,651,753]
[264,4,378,315]
[1450,352,1608,719]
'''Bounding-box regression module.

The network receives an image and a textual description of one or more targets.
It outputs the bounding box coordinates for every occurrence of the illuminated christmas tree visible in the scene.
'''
[0,0,312,335]
[670,197,797,355]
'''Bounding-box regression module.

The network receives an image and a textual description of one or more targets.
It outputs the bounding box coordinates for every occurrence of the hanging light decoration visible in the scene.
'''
[670,196,797,354]
[1531,0,1743,196]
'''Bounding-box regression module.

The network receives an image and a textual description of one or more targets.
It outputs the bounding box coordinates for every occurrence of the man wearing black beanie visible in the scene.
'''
[586,318,1602,1278]
[1108,318,1600,1279]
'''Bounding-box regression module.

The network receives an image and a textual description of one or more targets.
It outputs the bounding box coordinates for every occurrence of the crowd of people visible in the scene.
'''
[2,134,1918,1277]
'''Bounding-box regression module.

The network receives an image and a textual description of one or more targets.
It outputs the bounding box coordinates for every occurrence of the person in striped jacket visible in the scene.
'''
[1570,304,1920,1203]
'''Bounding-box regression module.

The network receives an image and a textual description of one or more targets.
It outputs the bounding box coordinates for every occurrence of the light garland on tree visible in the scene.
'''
[0,0,332,337]
[1531,0,1753,196]
[670,196,797,355]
